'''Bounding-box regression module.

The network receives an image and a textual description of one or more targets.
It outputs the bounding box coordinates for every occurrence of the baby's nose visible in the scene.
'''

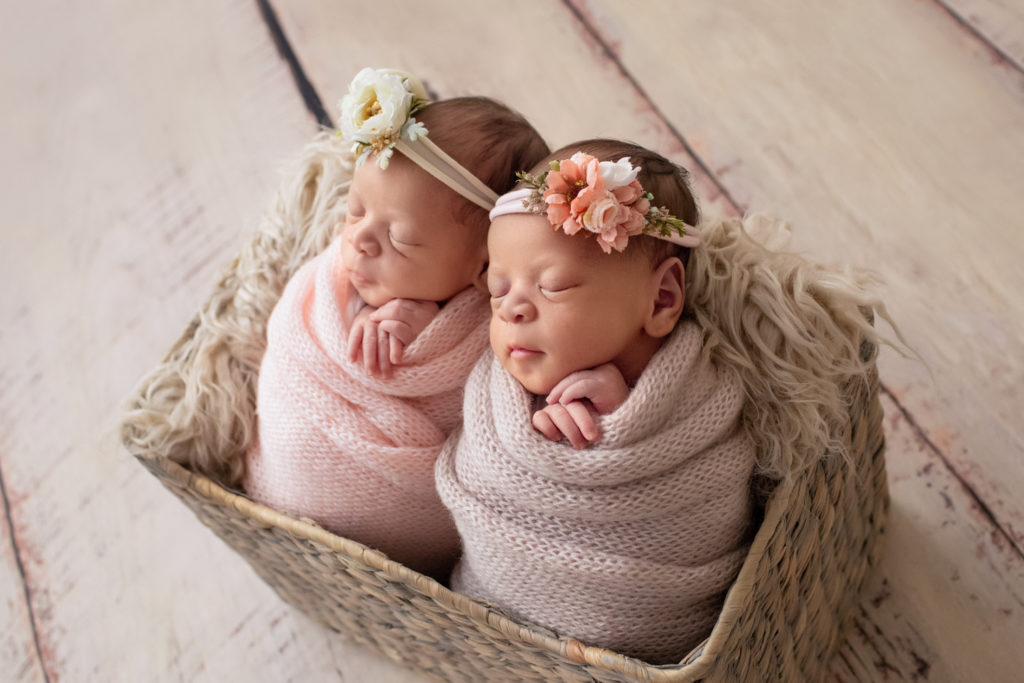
[498,295,535,323]
[348,223,381,257]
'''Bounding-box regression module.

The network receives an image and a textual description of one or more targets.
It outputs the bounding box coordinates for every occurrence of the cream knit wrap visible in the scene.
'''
[244,237,489,578]
[436,321,756,663]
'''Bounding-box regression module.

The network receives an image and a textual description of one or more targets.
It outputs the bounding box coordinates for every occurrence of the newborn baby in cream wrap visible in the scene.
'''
[436,141,755,662]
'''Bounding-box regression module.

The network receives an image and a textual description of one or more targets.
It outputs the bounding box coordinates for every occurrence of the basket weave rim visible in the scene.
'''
[135,449,791,681]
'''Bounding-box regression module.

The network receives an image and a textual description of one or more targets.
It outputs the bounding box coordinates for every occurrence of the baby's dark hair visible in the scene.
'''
[530,139,700,265]
[415,97,549,233]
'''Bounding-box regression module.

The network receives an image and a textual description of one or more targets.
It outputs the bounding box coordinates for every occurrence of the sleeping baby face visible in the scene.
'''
[487,213,662,395]
[342,153,487,308]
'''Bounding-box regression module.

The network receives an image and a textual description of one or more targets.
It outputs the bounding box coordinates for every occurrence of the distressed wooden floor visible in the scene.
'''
[2,1,1023,681]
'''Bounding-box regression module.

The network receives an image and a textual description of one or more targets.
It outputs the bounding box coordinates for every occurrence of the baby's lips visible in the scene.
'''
[349,270,372,286]
[508,345,541,360]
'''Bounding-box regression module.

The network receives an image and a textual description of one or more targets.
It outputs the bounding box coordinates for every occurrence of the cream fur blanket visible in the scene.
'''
[245,237,489,578]
[436,321,756,663]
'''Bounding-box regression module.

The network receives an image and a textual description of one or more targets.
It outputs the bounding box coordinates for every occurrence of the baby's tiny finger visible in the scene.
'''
[379,319,415,347]
[377,327,391,378]
[548,405,586,449]
[389,337,404,365]
[564,400,599,441]
[557,379,595,406]
[362,324,378,375]
[545,375,575,404]
[531,410,560,442]
[347,322,363,362]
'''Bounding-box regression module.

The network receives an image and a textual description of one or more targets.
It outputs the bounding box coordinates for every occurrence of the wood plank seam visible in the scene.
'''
[880,384,1024,561]
[0,460,52,683]
[560,0,743,212]
[256,0,332,128]
[931,0,1024,75]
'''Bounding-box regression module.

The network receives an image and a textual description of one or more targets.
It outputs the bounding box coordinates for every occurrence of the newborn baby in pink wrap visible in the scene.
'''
[244,68,547,579]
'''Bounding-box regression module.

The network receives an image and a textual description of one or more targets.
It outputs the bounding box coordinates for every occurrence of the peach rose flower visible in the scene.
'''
[611,180,643,205]
[584,196,621,234]
[569,156,606,222]
[544,155,591,231]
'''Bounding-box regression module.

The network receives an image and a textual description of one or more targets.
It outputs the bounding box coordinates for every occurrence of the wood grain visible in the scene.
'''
[0,0,413,680]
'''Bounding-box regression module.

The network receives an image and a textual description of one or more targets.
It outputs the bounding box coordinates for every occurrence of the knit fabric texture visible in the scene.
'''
[436,321,756,663]
[245,237,490,578]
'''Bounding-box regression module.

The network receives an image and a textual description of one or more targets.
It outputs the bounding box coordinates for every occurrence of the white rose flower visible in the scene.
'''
[598,157,640,190]
[337,68,428,144]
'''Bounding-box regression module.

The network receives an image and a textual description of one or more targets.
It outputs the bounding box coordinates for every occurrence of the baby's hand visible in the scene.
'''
[532,402,601,450]
[346,299,439,377]
[546,364,630,415]
[532,364,630,448]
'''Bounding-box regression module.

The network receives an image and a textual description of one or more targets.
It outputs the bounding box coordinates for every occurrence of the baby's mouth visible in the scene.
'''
[508,345,540,359]
[349,270,372,287]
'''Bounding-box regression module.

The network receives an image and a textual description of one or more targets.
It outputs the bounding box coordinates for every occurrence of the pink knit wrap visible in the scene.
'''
[435,321,756,663]
[244,237,490,578]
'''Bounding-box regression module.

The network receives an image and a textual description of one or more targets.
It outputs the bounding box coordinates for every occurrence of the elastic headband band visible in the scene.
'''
[395,137,498,211]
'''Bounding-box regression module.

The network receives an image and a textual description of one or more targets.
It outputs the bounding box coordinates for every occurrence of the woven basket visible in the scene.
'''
[121,144,887,682]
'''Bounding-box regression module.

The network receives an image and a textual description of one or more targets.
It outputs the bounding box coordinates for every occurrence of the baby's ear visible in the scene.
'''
[644,257,685,338]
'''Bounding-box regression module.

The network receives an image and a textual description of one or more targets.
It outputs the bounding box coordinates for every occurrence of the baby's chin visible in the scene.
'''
[349,281,391,308]
[497,357,557,396]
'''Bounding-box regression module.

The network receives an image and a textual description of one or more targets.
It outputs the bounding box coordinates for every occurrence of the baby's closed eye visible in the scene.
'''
[346,198,364,218]
[487,276,510,299]
[388,229,421,248]
[539,281,577,297]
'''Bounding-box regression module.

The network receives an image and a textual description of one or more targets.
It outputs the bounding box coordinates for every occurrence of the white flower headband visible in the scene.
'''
[337,67,498,211]
[490,152,700,253]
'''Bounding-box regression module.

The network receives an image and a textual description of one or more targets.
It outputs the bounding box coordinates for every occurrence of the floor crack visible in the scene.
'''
[0,458,52,683]
[932,0,1024,76]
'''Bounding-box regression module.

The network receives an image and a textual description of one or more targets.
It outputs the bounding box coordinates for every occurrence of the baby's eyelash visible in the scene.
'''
[388,231,419,248]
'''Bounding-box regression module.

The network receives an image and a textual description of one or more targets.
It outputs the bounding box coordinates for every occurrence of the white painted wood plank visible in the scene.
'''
[569,0,1024,549]
[832,393,1024,681]
[944,0,1024,69]
[0,0,418,680]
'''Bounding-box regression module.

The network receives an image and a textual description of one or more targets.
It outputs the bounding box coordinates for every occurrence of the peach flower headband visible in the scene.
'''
[489,152,700,253]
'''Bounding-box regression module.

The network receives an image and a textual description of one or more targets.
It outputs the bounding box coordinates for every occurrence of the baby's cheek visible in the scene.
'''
[488,318,504,353]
